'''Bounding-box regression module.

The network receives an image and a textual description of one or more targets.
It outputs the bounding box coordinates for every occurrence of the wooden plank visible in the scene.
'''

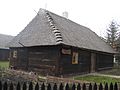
[91,53,96,73]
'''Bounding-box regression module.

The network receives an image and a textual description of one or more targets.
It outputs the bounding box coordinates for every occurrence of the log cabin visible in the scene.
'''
[9,8,116,75]
[0,34,14,61]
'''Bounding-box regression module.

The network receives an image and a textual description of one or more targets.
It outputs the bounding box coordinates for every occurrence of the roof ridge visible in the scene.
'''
[0,33,14,37]
[45,11,63,44]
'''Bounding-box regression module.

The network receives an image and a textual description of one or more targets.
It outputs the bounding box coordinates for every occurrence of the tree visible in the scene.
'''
[106,20,120,66]
[116,35,120,64]
[106,20,119,48]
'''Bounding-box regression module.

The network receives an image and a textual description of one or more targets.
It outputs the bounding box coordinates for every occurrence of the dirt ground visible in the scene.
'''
[98,68,120,76]
[1,68,120,85]
[0,69,90,85]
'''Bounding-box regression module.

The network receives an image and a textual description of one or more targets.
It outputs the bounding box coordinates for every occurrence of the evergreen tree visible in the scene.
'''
[106,20,119,48]
[106,20,120,66]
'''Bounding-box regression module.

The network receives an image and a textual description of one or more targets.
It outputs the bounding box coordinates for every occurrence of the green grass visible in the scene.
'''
[75,75,120,84]
[0,61,9,68]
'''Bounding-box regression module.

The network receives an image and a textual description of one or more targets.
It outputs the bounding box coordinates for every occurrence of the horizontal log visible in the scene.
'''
[97,67,112,71]
[29,52,46,54]
[29,58,56,61]
[29,64,56,69]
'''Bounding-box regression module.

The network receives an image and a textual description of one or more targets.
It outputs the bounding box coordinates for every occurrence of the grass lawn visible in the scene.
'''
[74,75,120,84]
[0,61,9,68]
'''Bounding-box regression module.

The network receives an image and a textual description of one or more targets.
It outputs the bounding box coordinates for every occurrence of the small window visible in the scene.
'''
[13,50,17,58]
[72,52,78,64]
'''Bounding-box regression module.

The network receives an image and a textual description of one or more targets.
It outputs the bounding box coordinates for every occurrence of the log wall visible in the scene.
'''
[28,46,60,75]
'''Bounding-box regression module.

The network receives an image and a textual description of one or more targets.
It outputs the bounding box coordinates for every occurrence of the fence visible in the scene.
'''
[0,81,119,90]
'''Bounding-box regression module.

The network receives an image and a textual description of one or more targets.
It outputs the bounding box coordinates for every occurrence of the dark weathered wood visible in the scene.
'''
[0,82,119,90]
[0,81,2,90]
[35,83,39,90]
[82,83,86,90]
[105,83,108,90]
[72,84,76,90]
[59,83,63,90]
[9,83,13,90]
[47,83,51,90]
[96,53,113,71]
[93,83,97,90]
[3,82,7,90]
[29,82,33,90]
[114,83,118,90]
[65,83,70,90]
[41,83,45,90]
[99,83,103,90]
[91,53,96,72]
[53,83,57,90]
[77,83,81,90]
[89,83,92,90]
[28,46,60,75]
[110,82,113,90]
[23,82,27,90]
[61,48,91,74]
[16,82,21,90]
[10,44,114,75]
[9,48,28,70]
[0,49,10,61]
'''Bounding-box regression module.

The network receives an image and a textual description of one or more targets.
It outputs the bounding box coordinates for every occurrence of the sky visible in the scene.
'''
[0,0,120,37]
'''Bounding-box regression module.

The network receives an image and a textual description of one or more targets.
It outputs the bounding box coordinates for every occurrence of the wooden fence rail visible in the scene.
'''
[0,81,118,90]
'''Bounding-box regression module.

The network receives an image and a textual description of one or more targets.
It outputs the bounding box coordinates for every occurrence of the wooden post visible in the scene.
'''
[29,82,33,90]
[35,83,39,90]
[47,83,51,90]
[23,82,27,90]
[3,82,7,90]
[91,53,96,73]
[89,83,92,90]
[0,81,2,90]
[9,83,13,90]
[59,83,63,90]
[16,82,21,90]
[65,83,70,90]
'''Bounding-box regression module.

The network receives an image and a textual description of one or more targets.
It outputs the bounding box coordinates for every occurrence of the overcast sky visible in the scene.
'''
[0,0,120,37]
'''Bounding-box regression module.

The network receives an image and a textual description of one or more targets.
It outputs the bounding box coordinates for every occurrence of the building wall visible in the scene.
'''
[60,46,91,75]
[10,47,28,70]
[96,53,113,71]
[0,49,10,61]
[10,46,61,75]
[10,45,114,76]
[59,45,114,75]
[28,46,60,75]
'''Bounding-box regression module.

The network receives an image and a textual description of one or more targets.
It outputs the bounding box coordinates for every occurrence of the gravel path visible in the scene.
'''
[89,73,120,78]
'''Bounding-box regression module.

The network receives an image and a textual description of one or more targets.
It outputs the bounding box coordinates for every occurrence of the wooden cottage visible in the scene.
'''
[0,34,14,61]
[9,9,116,75]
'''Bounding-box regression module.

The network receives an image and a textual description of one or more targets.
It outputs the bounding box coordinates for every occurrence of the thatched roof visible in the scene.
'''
[9,8,115,54]
[0,34,14,49]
